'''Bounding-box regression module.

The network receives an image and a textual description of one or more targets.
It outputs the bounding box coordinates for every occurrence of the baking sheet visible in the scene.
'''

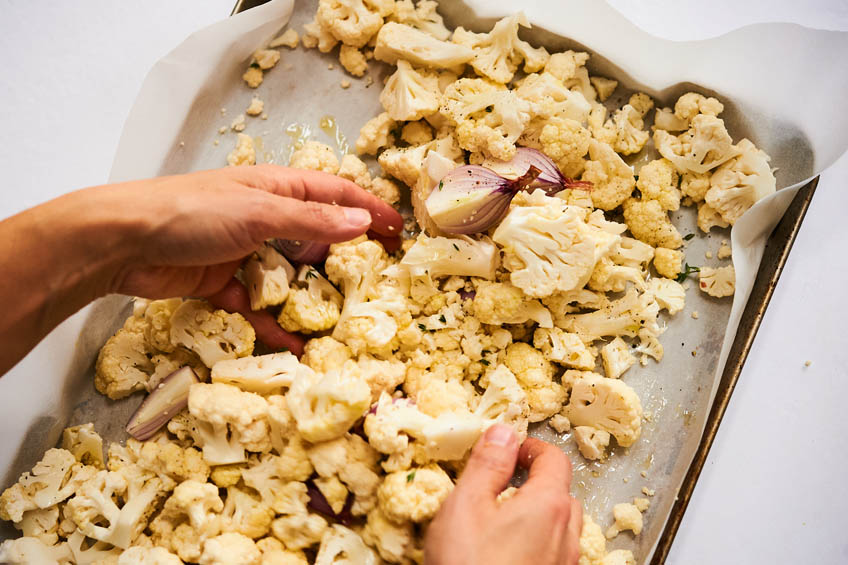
[2,0,847,561]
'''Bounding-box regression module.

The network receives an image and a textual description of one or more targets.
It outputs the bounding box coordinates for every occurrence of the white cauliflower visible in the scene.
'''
[228,133,256,166]
[61,422,104,469]
[362,507,418,564]
[220,485,274,539]
[564,372,642,447]
[622,197,683,249]
[600,337,635,379]
[243,243,296,310]
[653,247,683,279]
[315,525,379,565]
[471,280,553,327]
[705,138,776,225]
[369,177,402,206]
[451,13,549,84]
[377,464,453,523]
[107,437,210,489]
[611,237,655,269]
[95,316,156,399]
[378,142,432,188]
[698,265,735,298]
[289,141,340,174]
[188,383,272,465]
[390,0,450,40]
[648,277,685,314]
[338,154,373,190]
[516,73,592,125]
[533,327,596,370]
[118,546,183,564]
[380,60,441,121]
[656,92,723,131]
[270,512,329,551]
[492,190,601,298]
[563,288,660,342]
[148,480,223,560]
[0,537,73,564]
[654,114,739,174]
[301,336,353,374]
[572,426,611,460]
[590,76,617,101]
[589,94,653,155]
[587,257,646,294]
[169,300,255,368]
[211,351,301,395]
[697,201,730,233]
[605,502,644,538]
[401,120,434,145]
[316,0,394,48]
[286,363,370,442]
[401,233,499,280]
[505,343,565,422]
[374,22,474,71]
[199,532,261,565]
[526,116,590,178]
[339,45,368,77]
[440,78,531,160]
[581,139,636,211]
[636,158,681,211]
[578,515,607,565]
[256,537,309,565]
[278,266,343,334]
[544,50,595,102]
[136,297,183,353]
[356,112,396,155]
[307,433,382,516]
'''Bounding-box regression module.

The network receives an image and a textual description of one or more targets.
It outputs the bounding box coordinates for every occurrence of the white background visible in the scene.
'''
[1,1,847,563]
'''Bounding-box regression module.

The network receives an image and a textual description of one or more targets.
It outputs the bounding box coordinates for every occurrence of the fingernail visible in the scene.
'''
[485,424,514,447]
[344,208,371,227]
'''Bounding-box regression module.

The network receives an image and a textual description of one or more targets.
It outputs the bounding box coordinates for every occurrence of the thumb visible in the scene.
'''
[454,425,519,504]
[259,195,373,243]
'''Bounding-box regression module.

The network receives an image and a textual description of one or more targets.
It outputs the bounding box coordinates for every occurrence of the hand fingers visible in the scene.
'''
[205,278,306,357]
[452,425,519,505]
[562,498,583,565]
[515,438,573,498]
[224,165,404,236]
[254,194,374,243]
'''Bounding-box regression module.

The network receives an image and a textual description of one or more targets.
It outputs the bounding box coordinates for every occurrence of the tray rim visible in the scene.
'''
[230,0,820,560]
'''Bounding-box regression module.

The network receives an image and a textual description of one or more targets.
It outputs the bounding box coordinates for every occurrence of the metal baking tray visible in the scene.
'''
[228,0,819,561]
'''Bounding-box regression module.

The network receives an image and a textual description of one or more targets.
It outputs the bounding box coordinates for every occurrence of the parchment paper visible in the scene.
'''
[2,0,847,561]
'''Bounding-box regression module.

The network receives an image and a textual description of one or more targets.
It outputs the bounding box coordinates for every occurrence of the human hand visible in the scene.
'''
[97,164,402,298]
[425,425,582,565]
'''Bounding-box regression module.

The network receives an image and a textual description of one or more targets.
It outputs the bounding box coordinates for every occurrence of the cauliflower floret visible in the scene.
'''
[0,537,73,564]
[108,438,210,488]
[337,154,373,189]
[211,351,300,394]
[378,142,431,188]
[440,78,531,160]
[648,277,685,314]
[380,60,441,121]
[15,506,60,546]
[243,243,296,311]
[589,96,653,156]
[578,515,607,565]
[378,464,453,523]
[532,117,591,178]
[654,114,738,174]
[339,45,368,76]
[169,300,255,368]
[493,190,601,298]
[270,29,300,49]
[653,248,683,279]
[451,13,549,84]
[369,177,402,206]
[316,0,393,48]
[401,234,499,280]
[199,532,261,565]
[544,50,595,101]
[61,422,104,469]
[636,159,680,211]
[149,480,223,557]
[610,237,655,270]
[362,507,418,564]
[605,502,644,538]
[622,197,683,249]
[308,433,382,516]
[357,112,397,155]
[0,449,94,522]
[241,454,309,514]
[548,413,571,434]
[357,355,407,401]
[301,337,353,374]
[66,468,164,550]
[564,373,642,447]
[220,485,274,539]
[514,72,592,128]
[270,512,329,550]
[533,327,596,370]
[698,265,735,298]
[374,22,474,70]
[600,337,635,379]
[137,298,183,353]
[253,49,280,70]
[680,171,711,203]
[257,537,309,565]
[95,316,156,399]
[188,383,272,465]
[587,257,645,294]
[278,266,344,334]
[505,343,565,422]
[590,76,617,102]
[401,120,434,145]
[228,133,256,166]
[705,138,776,225]
[316,525,379,565]
[302,18,339,52]
[390,0,450,40]
[117,546,182,564]
[289,141,340,174]
[286,362,370,443]
[471,280,553,327]
[697,201,730,233]
[674,92,724,122]
[581,139,636,211]
[242,66,264,89]
[572,426,611,460]
[563,287,660,342]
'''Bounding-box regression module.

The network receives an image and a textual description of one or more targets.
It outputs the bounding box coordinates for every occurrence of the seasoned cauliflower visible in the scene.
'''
[278,266,343,334]
[286,363,370,442]
[380,60,441,121]
[544,50,595,102]
[590,76,617,101]
[533,327,596,370]
[242,66,264,89]
[505,343,565,421]
[378,464,453,523]
[605,502,644,538]
[316,0,394,48]
[648,277,686,314]
[600,337,635,379]
[0,537,73,564]
[519,115,591,178]
[493,190,600,298]
[369,176,402,206]
[471,280,553,327]
[243,243,296,311]
[636,159,680,211]
[252,49,281,70]
[697,201,730,233]
[698,265,735,298]
[589,94,653,156]
[401,120,434,145]
[705,138,776,225]
[211,351,300,394]
[228,133,256,166]
[356,112,397,155]
[378,143,431,188]
[302,18,339,52]
[362,506,418,563]
[339,45,368,76]
[581,139,636,211]
[137,298,183,353]
[452,13,549,84]
[199,532,261,565]
[622,197,683,249]
[516,72,592,125]
[653,247,683,279]
[680,171,711,203]
[315,525,379,565]
[289,141,340,174]
[654,114,738,174]
[337,153,373,190]
[563,287,660,343]
[270,29,300,49]
[256,537,309,565]
[270,512,328,550]
[674,92,724,123]
[94,316,156,399]
[572,426,611,460]
[374,22,473,70]
[440,78,531,160]
[301,337,353,374]
[564,372,642,447]
[578,515,607,565]
[401,233,499,280]
[390,0,450,40]
[169,300,255,368]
